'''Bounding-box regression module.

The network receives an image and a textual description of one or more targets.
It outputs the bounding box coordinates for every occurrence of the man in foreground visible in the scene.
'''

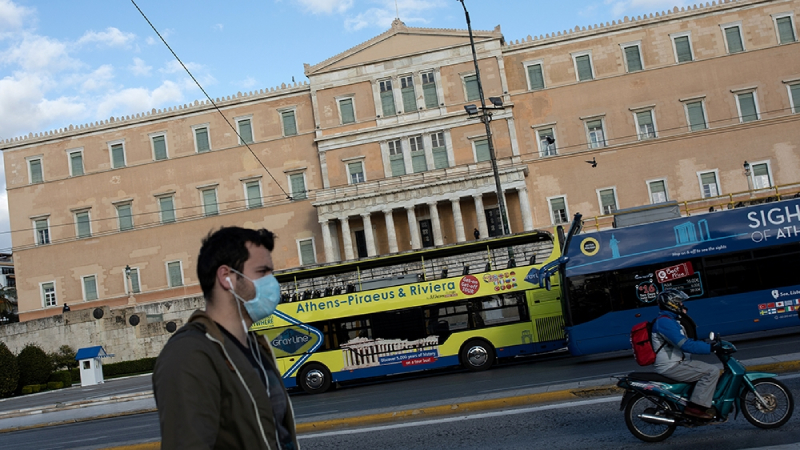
[153,227,299,449]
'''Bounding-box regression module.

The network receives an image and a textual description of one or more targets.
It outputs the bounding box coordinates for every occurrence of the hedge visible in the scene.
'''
[47,381,64,390]
[17,344,52,389]
[102,357,157,378]
[49,370,73,388]
[0,342,18,397]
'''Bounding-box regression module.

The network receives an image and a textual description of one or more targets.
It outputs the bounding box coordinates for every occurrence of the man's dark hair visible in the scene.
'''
[197,227,275,300]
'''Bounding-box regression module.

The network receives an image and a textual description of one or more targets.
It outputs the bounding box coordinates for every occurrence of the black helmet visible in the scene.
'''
[657,289,689,315]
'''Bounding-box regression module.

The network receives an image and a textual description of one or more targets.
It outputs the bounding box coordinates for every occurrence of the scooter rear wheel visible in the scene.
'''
[741,378,794,429]
[624,393,677,442]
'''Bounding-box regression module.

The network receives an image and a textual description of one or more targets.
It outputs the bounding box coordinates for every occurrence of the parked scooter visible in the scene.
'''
[617,332,794,442]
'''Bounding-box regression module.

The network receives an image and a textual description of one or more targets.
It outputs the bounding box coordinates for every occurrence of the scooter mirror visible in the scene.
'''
[709,332,716,341]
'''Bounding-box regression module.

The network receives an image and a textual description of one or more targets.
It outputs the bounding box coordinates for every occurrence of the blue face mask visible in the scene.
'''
[229,270,281,323]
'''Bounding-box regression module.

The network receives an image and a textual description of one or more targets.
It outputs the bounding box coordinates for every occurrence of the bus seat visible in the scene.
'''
[462,265,470,275]
[529,255,537,265]
[507,259,516,268]
[484,262,491,272]
[441,268,448,279]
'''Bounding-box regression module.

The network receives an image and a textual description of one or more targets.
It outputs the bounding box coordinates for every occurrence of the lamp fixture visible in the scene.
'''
[488,96,503,107]
[464,104,479,115]
[743,160,751,174]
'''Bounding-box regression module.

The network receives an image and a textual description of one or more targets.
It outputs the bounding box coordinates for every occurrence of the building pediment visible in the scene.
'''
[304,19,503,76]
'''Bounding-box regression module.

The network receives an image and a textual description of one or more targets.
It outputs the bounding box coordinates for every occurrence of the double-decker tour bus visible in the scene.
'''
[251,229,565,393]
[556,197,800,355]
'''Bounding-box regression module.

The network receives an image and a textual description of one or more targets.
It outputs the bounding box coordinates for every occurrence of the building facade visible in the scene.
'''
[2,0,799,321]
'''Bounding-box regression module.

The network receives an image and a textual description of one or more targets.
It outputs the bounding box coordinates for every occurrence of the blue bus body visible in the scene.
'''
[561,198,800,356]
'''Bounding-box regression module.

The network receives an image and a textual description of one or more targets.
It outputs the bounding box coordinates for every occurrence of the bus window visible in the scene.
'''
[476,293,528,326]
[430,303,469,332]
[566,273,612,326]
[372,308,426,341]
[334,318,372,346]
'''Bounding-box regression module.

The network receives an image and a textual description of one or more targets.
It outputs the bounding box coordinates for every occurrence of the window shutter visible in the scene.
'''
[675,36,692,62]
[238,120,253,143]
[401,85,416,113]
[550,197,565,212]
[738,93,758,122]
[35,219,49,244]
[753,164,768,177]
[624,46,642,72]
[70,153,84,176]
[195,128,210,152]
[381,90,396,117]
[725,26,744,53]
[576,55,593,81]
[600,189,616,211]
[118,204,133,231]
[153,136,167,160]
[160,197,175,223]
[84,277,97,301]
[290,174,307,200]
[246,182,262,208]
[130,269,140,293]
[299,240,316,265]
[465,75,479,101]
[412,152,427,173]
[474,139,491,162]
[687,102,707,130]
[527,64,544,90]
[777,17,796,44]
[77,213,91,238]
[790,84,800,114]
[348,162,364,183]
[390,154,405,176]
[30,160,43,183]
[203,189,218,216]
[112,144,125,168]
[282,111,297,136]
[432,147,448,169]
[168,262,182,287]
[701,172,717,186]
[650,181,666,194]
[340,99,355,124]
[423,78,438,108]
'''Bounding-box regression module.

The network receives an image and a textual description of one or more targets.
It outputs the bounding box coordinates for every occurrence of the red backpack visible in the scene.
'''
[630,316,668,366]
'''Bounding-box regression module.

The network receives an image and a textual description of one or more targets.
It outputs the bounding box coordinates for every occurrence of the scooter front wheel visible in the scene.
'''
[624,393,677,442]
[741,378,794,429]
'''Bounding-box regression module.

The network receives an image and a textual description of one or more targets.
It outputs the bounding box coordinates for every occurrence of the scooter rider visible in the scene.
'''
[652,289,721,420]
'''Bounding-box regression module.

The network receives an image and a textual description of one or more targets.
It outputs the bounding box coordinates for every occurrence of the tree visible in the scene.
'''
[50,345,78,371]
[17,344,53,388]
[0,286,18,325]
[0,342,19,397]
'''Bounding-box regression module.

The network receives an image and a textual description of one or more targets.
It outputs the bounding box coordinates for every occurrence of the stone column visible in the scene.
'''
[340,216,355,260]
[384,209,398,253]
[320,219,334,262]
[406,206,422,249]
[517,186,534,231]
[450,198,466,242]
[361,213,377,257]
[473,194,489,239]
[428,201,444,246]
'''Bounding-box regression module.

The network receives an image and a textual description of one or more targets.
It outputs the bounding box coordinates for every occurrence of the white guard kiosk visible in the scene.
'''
[75,346,114,387]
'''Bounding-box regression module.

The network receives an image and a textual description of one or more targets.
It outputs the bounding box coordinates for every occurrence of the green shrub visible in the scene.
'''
[70,368,79,382]
[102,357,158,378]
[0,342,19,397]
[20,386,32,395]
[49,370,73,387]
[49,345,78,371]
[47,381,63,390]
[17,344,53,389]
[30,384,41,393]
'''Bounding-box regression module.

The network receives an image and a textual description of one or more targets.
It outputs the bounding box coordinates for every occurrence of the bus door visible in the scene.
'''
[526,289,566,344]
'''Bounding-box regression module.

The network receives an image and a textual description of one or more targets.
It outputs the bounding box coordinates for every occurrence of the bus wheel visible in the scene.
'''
[298,363,332,394]
[460,339,495,371]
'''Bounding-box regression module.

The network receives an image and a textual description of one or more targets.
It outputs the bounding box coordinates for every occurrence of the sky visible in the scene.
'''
[0,0,694,253]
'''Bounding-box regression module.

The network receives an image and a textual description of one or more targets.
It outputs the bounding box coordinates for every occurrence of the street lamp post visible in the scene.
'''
[125,264,136,305]
[457,0,511,237]
[743,161,753,197]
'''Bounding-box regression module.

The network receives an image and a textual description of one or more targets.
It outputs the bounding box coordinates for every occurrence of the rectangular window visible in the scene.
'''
[290,173,307,200]
[635,110,656,140]
[598,188,617,214]
[549,197,568,225]
[673,35,693,63]
[83,275,98,301]
[737,92,759,122]
[574,54,594,81]
[167,261,183,287]
[538,128,557,156]
[388,140,405,176]
[348,161,365,184]
[776,16,797,44]
[111,143,125,168]
[76,211,91,238]
[623,45,643,72]
[410,136,427,173]
[648,180,668,204]
[474,138,490,162]
[379,79,397,117]
[42,282,56,307]
[299,239,316,266]
[422,72,438,108]
[700,172,719,198]
[586,119,605,148]
[686,101,707,131]
[29,158,43,184]
[126,267,141,294]
[152,135,168,161]
[159,196,175,223]
[464,74,479,101]
[752,163,772,189]
[117,203,133,231]
[790,84,800,114]
[724,25,744,53]
[339,98,355,124]
[431,132,448,169]
[245,180,262,208]
[281,110,297,136]
[400,75,416,113]
[527,63,545,90]
[237,118,253,144]
[69,151,84,176]
[202,188,218,216]
[194,126,210,153]
[35,219,50,245]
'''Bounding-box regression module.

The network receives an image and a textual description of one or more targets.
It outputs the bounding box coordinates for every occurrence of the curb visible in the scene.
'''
[0,392,154,421]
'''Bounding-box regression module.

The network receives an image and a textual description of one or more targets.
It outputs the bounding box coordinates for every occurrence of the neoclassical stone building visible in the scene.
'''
[2,0,799,321]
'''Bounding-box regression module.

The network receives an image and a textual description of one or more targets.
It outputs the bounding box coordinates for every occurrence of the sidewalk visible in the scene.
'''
[2,353,799,434]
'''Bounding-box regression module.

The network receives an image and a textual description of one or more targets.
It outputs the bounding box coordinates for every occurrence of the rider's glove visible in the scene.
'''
[710,341,722,353]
